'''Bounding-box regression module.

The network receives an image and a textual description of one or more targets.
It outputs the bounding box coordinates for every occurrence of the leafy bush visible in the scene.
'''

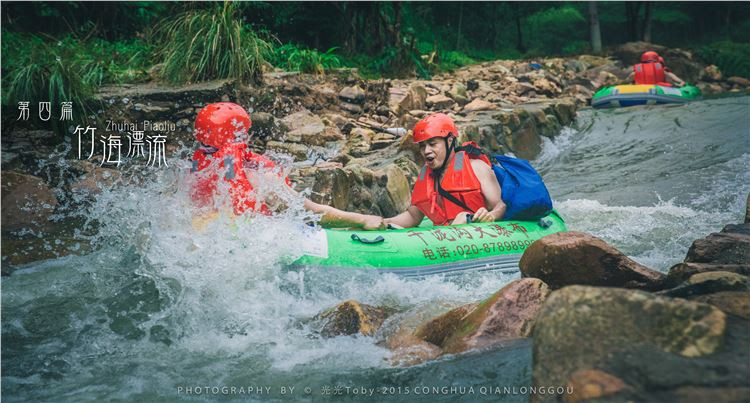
[2,32,108,135]
[271,43,342,75]
[155,2,272,84]
[697,41,750,79]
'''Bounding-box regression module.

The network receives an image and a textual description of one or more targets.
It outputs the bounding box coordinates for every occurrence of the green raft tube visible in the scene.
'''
[289,211,566,277]
[592,84,702,109]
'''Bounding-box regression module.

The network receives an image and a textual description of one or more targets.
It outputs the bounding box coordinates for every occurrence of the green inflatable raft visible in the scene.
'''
[592,84,702,108]
[289,211,566,277]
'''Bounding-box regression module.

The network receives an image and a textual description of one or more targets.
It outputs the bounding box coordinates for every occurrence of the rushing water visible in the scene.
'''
[2,96,749,402]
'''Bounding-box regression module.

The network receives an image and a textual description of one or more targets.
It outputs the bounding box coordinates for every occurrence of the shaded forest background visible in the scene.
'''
[2,1,749,127]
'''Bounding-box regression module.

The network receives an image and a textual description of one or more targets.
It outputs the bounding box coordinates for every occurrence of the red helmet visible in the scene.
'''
[641,51,660,63]
[658,56,665,65]
[413,113,458,143]
[194,102,251,148]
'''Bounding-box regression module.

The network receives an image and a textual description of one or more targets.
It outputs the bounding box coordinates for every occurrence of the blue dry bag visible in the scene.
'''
[491,155,553,220]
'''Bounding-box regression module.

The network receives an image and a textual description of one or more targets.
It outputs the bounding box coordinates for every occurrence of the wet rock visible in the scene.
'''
[462,99,498,113]
[746,193,750,223]
[387,331,443,367]
[532,286,727,400]
[250,112,277,138]
[564,369,630,403]
[279,109,325,143]
[692,291,750,320]
[310,166,351,209]
[69,165,122,197]
[416,278,550,354]
[413,303,478,348]
[426,94,455,109]
[314,300,393,337]
[393,83,427,116]
[728,76,750,87]
[700,65,723,82]
[447,82,469,105]
[339,101,363,114]
[265,141,308,161]
[519,232,665,290]
[1,171,58,232]
[664,262,750,289]
[658,271,749,298]
[551,98,577,125]
[385,165,411,213]
[343,128,374,158]
[685,231,750,265]
[338,85,366,104]
[532,77,561,96]
[369,132,396,150]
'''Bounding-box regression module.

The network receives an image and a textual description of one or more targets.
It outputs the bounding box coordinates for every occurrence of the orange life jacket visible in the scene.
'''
[411,150,490,226]
[633,62,669,86]
[191,142,288,215]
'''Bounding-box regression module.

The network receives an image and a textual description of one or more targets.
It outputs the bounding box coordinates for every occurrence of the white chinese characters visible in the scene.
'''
[75,125,169,167]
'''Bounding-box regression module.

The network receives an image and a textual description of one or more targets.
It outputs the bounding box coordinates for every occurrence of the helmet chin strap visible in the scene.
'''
[431,136,457,178]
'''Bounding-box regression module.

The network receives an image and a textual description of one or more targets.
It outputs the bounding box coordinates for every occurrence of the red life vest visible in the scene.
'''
[411,150,490,226]
[191,142,289,216]
[633,62,669,86]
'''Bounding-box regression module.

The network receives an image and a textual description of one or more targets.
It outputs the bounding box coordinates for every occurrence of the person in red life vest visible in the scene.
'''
[190,102,385,229]
[625,51,685,87]
[329,113,505,229]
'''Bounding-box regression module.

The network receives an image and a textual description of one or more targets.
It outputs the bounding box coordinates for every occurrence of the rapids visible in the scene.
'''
[2,96,749,401]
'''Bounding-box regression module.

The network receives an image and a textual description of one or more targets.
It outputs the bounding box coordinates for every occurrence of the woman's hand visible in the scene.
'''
[451,212,472,225]
[361,214,386,230]
[472,207,496,223]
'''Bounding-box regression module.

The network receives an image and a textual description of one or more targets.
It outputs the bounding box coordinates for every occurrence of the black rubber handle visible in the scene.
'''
[351,234,385,244]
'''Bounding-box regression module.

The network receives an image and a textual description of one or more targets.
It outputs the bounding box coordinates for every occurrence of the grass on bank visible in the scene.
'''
[155,2,272,85]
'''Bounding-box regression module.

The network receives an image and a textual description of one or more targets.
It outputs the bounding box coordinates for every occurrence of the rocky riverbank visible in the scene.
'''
[2,42,749,268]
[314,199,750,401]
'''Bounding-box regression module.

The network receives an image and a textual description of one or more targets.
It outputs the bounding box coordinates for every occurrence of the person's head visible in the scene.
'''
[194,102,252,148]
[641,51,660,63]
[413,113,458,170]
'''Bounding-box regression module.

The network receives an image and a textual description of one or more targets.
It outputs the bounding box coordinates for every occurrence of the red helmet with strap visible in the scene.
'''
[641,51,660,63]
[195,102,251,148]
[413,113,458,143]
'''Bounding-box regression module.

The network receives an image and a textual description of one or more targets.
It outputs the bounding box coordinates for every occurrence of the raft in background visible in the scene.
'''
[592,84,702,108]
[290,211,567,277]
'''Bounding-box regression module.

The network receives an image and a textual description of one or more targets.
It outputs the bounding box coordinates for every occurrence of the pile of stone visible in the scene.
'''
[312,199,750,401]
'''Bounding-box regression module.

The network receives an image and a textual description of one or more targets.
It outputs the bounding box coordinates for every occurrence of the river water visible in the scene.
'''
[2,96,749,402]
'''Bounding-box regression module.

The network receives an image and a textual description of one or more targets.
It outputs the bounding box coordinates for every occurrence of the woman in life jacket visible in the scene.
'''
[321,113,506,229]
[625,51,685,87]
[384,113,506,227]
[190,102,385,230]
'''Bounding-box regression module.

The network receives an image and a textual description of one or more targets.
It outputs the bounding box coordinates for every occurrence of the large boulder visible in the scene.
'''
[415,278,550,354]
[338,85,366,104]
[1,171,58,232]
[312,300,393,337]
[384,165,411,213]
[447,82,469,105]
[343,128,374,158]
[462,98,498,113]
[393,83,427,116]
[658,271,749,298]
[663,262,750,289]
[692,291,750,320]
[519,232,665,290]
[532,286,727,401]
[278,109,326,143]
[685,230,750,265]
[425,94,455,109]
